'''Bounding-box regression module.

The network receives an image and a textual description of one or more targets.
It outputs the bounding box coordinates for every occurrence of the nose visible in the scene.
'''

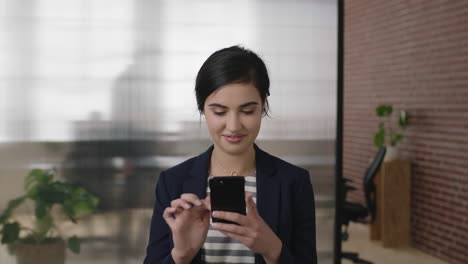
[226,112,241,132]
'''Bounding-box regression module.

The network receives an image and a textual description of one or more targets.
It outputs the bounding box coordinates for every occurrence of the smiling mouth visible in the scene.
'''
[223,135,245,143]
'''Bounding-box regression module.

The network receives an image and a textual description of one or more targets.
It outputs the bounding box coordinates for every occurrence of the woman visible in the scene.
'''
[144,46,317,264]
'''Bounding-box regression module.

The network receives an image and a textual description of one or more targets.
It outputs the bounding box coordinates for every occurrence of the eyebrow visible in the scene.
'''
[208,101,259,109]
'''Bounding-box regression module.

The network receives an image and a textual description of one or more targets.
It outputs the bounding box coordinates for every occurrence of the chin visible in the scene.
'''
[217,140,253,156]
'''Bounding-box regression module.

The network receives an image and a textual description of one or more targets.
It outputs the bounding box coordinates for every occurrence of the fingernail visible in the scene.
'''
[212,223,219,228]
[195,200,202,206]
[183,204,191,209]
[212,211,219,217]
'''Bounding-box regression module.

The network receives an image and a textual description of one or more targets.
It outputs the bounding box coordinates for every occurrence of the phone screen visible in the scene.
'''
[209,176,246,224]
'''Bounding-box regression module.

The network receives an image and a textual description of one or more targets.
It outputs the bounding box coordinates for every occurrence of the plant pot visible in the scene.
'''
[16,239,65,264]
[384,146,399,161]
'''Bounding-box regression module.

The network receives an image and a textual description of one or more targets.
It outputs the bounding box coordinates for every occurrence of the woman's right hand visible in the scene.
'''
[163,194,211,264]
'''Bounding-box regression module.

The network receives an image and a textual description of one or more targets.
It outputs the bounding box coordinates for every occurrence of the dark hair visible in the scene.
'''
[195,45,270,116]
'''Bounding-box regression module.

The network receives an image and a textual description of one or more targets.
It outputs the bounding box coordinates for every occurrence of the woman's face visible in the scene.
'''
[203,82,264,156]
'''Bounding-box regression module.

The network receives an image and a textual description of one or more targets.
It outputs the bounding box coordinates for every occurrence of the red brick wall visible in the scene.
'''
[343,1,468,263]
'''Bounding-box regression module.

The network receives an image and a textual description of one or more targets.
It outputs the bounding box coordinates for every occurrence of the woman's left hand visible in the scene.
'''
[211,193,282,264]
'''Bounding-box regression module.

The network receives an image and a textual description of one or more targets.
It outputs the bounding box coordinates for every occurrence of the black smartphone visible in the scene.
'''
[209,176,246,224]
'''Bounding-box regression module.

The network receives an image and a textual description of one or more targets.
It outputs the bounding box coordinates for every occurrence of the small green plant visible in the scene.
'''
[0,168,98,254]
[374,104,409,147]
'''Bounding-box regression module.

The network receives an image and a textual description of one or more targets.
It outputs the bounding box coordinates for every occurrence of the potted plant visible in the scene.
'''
[374,104,409,161]
[0,168,99,264]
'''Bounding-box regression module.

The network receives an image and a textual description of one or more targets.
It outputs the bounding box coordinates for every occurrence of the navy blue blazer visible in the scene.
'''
[144,145,317,264]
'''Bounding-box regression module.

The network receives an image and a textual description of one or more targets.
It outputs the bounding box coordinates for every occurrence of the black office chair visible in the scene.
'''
[340,147,386,264]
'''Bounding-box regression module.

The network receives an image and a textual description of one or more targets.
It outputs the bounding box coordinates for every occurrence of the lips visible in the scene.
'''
[223,134,245,143]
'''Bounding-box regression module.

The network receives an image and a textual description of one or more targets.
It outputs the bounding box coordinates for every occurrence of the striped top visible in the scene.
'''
[201,174,257,264]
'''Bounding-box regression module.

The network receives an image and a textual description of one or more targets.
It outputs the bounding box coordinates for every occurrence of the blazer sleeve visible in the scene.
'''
[278,170,317,264]
[143,171,176,264]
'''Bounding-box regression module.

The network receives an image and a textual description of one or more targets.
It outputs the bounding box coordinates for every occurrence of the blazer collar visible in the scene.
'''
[182,145,213,199]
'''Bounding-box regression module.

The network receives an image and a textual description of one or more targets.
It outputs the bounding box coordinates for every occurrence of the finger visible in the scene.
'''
[163,207,176,225]
[203,196,211,211]
[171,199,192,210]
[191,201,210,216]
[180,193,203,207]
[245,192,258,215]
[163,207,184,219]
[212,211,247,225]
[212,222,250,237]
[219,230,254,248]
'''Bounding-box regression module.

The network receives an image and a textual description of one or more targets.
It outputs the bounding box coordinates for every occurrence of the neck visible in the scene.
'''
[210,145,256,176]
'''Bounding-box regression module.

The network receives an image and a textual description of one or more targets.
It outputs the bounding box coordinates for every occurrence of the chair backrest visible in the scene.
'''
[363,146,386,222]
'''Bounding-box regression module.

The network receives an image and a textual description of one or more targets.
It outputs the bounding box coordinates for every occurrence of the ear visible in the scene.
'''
[262,96,269,117]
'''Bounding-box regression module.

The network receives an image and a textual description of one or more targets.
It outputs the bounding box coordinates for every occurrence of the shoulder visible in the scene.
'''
[154,145,212,193]
[257,146,310,182]
[272,154,307,173]
[260,151,315,202]
[273,155,310,180]
[160,155,199,180]
[158,145,212,182]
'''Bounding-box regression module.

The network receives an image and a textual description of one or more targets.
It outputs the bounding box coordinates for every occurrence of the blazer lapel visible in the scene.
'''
[183,145,214,199]
[254,144,280,234]
[183,146,213,264]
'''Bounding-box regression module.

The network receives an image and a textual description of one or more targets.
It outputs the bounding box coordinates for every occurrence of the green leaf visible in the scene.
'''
[35,201,47,219]
[376,105,393,117]
[374,129,385,147]
[73,201,94,216]
[89,196,99,209]
[26,169,43,190]
[26,185,39,200]
[71,187,87,200]
[1,222,20,244]
[61,185,98,221]
[6,197,26,212]
[376,105,386,117]
[26,168,44,181]
[391,134,404,146]
[36,184,67,204]
[0,214,7,225]
[68,236,80,254]
[386,105,393,115]
[63,200,76,222]
[71,188,99,217]
[25,169,56,201]
[0,196,26,224]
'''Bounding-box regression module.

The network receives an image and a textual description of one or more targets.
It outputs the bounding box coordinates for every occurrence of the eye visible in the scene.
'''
[241,110,255,115]
[213,111,226,116]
